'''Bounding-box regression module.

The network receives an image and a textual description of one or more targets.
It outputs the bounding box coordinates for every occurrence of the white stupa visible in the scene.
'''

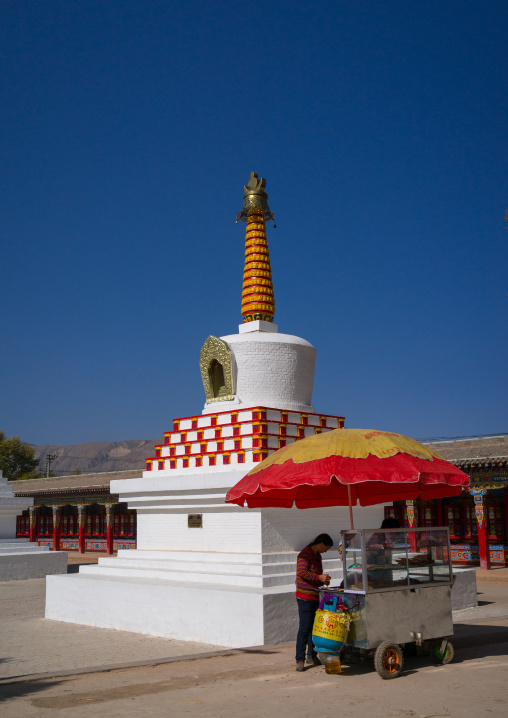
[45,174,385,646]
[0,470,67,580]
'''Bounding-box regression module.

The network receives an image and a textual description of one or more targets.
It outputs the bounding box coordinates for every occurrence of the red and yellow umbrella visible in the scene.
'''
[225,428,469,524]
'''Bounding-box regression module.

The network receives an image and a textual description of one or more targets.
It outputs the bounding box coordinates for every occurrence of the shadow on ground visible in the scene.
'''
[0,679,66,704]
[444,622,508,667]
[236,648,283,655]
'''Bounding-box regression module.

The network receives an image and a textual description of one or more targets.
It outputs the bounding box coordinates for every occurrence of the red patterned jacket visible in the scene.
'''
[295,545,323,601]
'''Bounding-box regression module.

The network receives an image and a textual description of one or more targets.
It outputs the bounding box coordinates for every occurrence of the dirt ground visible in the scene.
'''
[1,630,507,718]
[2,590,508,717]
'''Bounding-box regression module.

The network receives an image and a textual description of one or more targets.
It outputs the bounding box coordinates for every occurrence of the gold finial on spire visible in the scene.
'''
[236,172,276,225]
[238,172,275,323]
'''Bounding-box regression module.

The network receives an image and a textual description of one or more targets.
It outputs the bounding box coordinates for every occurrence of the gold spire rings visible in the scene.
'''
[239,182,275,323]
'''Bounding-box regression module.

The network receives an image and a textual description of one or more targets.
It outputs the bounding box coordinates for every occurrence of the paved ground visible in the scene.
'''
[0,555,225,681]
[0,559,507,717]
[473,566,508,582]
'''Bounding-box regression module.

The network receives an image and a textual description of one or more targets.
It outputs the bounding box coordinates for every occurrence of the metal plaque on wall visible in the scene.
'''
[188,514,203,528]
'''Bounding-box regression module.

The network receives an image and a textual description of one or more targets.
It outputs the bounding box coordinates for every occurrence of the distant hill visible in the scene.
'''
[33,433,508,477]
[33,438,163,476]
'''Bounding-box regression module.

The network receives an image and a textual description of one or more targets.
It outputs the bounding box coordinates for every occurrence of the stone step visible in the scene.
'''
[98,555,342,576]
[117,548,341,566]
[116,549,300,563]
[0,545,50,554]
[79,563,329,588]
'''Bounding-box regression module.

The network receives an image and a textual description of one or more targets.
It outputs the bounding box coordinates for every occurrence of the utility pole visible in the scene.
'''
[46,453,57,478]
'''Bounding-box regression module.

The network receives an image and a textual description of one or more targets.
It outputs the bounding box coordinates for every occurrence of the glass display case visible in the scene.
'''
[341,527,452,593]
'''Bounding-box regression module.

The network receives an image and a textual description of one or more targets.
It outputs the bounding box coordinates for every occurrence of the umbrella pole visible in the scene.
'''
[347,484,354,529]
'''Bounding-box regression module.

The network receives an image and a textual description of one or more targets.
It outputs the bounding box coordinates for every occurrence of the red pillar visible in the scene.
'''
[52,506,61,552]
[29,507,37,542]
[106,503,114,555]
[472,490,492,570]
[78,505,86,554]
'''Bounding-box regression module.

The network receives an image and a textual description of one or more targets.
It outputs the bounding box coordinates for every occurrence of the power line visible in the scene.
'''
[44,453,58,478]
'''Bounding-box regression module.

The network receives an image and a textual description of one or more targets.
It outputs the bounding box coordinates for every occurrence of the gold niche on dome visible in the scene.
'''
[200,335,235,403]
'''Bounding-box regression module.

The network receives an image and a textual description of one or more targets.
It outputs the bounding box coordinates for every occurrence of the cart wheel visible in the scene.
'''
[374,642,404,679]
[429,639,454,665]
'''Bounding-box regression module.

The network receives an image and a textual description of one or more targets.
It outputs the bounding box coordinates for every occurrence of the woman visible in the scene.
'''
[295,533,334,672]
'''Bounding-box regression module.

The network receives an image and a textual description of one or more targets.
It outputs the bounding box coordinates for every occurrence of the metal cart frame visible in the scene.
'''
[319,527,456,678]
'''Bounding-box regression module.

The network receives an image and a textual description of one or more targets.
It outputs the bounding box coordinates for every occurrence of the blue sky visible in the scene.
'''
[2,1,507,446]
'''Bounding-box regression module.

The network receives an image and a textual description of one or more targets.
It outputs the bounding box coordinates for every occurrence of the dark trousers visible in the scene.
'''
[295,598,319,662]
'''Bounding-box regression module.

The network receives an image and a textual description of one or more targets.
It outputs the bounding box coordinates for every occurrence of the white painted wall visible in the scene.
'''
[135,506,386,559]
[46,573,270,646]
[260,506,387,552]
[137,510,263,552]
[0,512,19,539]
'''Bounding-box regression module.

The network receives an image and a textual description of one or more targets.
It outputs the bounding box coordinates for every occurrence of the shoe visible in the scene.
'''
[306,655,321,666]
[296,661,305,672]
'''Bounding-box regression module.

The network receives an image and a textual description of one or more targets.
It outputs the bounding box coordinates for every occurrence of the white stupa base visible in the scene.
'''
[45,564,477,647]
[0,471,67,580]
[46,574,306,647]
[44,465,384,646]
[0,539,67,580]
[0,469,34,539]
[45,543,344,646]
[42,457,478,647]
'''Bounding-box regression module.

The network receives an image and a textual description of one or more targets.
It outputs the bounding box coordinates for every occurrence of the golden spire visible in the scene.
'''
[237,172,275,323]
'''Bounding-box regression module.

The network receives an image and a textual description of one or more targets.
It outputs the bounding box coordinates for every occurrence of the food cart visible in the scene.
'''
[313,527,456,679]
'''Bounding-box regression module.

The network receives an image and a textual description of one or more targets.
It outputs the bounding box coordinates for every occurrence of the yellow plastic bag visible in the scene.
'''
[313,609,350,644]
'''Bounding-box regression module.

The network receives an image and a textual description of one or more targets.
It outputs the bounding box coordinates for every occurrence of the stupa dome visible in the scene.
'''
[201,321,316,413]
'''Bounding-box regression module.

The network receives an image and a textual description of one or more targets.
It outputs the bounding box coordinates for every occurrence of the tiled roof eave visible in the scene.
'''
[14,486,113,498]
[7,469,142,494]
[451,456,508,469]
